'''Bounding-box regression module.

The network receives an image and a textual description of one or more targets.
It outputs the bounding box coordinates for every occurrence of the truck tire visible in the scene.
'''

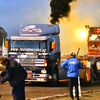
[51,68,59,87]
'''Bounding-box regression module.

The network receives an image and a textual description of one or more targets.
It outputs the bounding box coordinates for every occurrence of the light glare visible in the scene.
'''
[79,30,87,38]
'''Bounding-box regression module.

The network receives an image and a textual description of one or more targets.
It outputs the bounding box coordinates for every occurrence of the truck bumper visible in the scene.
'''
[25,74,52,82]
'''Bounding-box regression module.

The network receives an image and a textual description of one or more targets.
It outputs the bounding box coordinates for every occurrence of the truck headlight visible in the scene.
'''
[41,70,47,74]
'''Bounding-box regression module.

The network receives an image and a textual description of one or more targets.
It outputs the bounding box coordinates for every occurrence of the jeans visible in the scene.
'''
[12,81,25,100]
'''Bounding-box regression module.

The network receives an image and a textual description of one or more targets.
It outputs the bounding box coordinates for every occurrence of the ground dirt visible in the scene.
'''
[46,91,100,100]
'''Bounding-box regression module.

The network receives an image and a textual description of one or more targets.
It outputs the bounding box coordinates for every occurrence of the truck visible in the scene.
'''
[7,24,67,86]
[86,27,100,83]
[3,24,100,85]
[75,27,100,84]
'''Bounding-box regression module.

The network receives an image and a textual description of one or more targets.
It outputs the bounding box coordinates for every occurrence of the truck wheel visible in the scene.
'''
[51,68,59,87]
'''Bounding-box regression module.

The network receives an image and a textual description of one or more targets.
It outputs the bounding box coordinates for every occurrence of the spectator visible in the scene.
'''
[0,56,27,100]
[61,52,82,100]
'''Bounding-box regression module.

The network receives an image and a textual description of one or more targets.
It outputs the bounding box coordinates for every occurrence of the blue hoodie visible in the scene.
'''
[61,58,82,77]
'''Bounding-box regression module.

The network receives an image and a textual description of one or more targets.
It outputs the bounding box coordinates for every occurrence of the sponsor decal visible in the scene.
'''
[88,45,100,54]
[11,48,46,52]
[94,28,100,33]
[22,25,42,33]
[89,46,100,50]
[69,61,77,64]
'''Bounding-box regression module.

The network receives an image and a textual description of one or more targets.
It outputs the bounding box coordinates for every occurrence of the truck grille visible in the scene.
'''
[19,59,35,63]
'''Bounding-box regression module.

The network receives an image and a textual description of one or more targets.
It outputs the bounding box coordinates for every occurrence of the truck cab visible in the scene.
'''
[8,24,65,86]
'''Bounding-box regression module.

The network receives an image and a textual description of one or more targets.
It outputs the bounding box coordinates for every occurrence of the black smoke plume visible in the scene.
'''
[50,0,75,24]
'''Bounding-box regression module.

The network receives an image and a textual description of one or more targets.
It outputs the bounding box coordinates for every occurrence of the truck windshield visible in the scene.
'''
[10,40,47,52]
[89,35,100,41]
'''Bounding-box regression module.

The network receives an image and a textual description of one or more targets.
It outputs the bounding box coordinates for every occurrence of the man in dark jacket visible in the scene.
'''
[0,56,27,100]
[61,52,82,100]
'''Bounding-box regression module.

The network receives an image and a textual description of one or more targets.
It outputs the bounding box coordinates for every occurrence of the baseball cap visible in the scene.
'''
[70,52,76,57]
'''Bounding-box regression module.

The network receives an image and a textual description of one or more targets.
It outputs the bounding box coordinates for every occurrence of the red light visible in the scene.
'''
[44,59,47,67]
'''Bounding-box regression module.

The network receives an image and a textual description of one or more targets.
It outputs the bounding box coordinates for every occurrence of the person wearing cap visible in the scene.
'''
[0,56,27,100]
[61,52,82,100]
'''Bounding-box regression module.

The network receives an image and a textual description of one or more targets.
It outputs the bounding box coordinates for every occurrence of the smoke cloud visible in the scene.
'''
[50,0,76,24]
[59,0,100,55]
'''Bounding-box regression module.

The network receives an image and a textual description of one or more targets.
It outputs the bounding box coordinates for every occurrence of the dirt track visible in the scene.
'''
[0,81,100,100]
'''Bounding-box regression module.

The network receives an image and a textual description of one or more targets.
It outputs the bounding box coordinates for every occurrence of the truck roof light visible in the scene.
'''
[85,25,89,29]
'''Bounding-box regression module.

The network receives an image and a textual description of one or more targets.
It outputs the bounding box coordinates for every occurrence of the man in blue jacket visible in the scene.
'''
[0,56,27,100]
[61,52,82,100]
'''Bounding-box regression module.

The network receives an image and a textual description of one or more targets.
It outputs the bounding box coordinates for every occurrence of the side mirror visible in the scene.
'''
[51,42,56,49]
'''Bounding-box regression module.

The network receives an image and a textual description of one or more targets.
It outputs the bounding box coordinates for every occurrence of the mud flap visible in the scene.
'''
[86,68,91,81]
